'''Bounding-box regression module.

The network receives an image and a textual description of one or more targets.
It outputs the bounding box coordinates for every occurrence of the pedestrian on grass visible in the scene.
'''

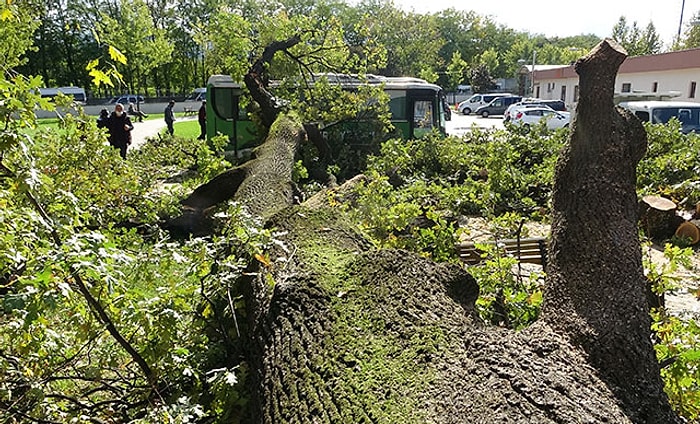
[106,103,133,159]
[198,100,206,140]
[164,99,175,135]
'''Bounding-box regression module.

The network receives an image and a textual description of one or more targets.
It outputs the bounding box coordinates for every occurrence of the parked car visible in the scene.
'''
[39,87,87,105]
[185,87,206,102]
[504,99,566,122]
[457,93,516,115]
[475,96,523,118]
[509,107,571,131]
[107,95,145,105]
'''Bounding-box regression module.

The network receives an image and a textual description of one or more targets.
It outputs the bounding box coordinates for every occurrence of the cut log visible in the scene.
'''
[675,221,700,244]
[639,195,682,240]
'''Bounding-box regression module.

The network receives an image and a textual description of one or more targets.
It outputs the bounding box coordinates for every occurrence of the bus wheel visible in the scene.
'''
[481,110,489,118]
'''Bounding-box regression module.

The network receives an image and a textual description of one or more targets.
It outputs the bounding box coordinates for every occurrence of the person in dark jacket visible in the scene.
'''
[106,103,134,159]
[164,99,175,135]
[197,100,206,140]
[96,108,109,128]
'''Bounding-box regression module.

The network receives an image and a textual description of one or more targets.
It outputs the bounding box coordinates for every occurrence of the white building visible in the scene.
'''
[519,48,700,109]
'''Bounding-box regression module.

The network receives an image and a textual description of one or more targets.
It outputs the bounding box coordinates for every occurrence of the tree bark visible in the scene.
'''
[542,39,680,423]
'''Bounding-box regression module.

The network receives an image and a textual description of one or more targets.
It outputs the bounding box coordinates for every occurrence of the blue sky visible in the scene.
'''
[392,0,691,47]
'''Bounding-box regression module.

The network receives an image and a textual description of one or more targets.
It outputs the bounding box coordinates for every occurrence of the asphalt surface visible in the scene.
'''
[446,111,505,136]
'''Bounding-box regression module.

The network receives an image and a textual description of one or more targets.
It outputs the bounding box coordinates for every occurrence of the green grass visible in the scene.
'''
[35,115,200,140]
[171,119,200,139]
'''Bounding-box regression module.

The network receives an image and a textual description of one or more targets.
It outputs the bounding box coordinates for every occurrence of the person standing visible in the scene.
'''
[197,100,206,140]
[164,99,175,135]
[106,103,134,159]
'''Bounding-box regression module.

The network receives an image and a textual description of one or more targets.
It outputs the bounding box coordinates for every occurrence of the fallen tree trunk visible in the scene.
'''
[171,39,680,423]
[244,201,636,423]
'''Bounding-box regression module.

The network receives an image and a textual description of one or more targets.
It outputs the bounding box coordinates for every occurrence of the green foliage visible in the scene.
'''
[468,247,544,329]
[653,311,700,420]
[646,244,700,421]
[468,63,496,94]
[202,11,253,80]
[0,0,40,69]
[611,16,663,56]
[365,127,564,217]
[638,120,700,202]
[0,72,259,421]
[94,0,173,93]
[644,242,694,295]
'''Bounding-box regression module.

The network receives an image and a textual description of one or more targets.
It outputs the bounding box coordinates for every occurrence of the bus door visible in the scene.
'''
[207,74,261,152]
[409,93,438,139]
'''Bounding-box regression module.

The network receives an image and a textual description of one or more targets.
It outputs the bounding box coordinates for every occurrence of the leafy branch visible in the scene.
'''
[0,159,158,388]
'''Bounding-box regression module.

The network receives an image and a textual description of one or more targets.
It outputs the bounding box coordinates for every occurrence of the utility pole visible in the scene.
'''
[531,50,537,97]
[678,0,686,43]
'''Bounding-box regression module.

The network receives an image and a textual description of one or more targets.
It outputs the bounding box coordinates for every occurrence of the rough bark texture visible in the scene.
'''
[245,204,634,424]
[541,39,680,422]
[165,114,302,236]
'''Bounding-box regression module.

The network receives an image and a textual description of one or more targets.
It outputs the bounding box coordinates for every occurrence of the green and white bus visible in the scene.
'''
[205,73,448,150]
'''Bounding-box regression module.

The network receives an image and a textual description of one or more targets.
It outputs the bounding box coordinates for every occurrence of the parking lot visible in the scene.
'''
[446,110,505,136]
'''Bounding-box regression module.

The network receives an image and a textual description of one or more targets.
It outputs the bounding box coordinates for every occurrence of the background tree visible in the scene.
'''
[446,51,468,90]
[675,10,700,50]
[611,16,662,55]
[95,0,173,95]
[365,4,443,79]
[468,62,496,93]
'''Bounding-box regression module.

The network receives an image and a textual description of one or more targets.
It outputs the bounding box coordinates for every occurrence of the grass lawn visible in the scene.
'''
[171,119,200,139]
[35,113,200,139]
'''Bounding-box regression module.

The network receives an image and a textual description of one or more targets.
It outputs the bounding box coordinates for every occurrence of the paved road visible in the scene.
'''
[446,111,505,136]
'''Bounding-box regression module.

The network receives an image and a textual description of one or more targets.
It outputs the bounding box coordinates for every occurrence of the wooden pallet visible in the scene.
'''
[457,237,548,266]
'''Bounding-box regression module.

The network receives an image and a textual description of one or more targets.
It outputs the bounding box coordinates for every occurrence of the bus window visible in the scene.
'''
[386,90,407,120]
[679,109,692,125]
[413,99,434,138]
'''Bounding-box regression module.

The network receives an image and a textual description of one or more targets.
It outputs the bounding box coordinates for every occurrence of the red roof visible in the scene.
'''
[534,48,700,80]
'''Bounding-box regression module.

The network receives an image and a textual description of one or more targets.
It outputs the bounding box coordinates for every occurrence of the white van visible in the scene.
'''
[39,87,87,105]
[457,93,515,115]
[619,101,700,134]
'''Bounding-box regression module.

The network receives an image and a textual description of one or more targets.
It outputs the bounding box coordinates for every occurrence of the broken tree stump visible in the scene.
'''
[542,39,680,423]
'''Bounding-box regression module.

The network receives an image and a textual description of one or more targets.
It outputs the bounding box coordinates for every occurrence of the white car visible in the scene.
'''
[504,102,554,122]
[457,93,515,115]
[509,107,571,131]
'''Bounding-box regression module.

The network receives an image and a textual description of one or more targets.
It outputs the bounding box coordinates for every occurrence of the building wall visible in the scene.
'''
[614,69,700,101]
[531,49,700,110]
